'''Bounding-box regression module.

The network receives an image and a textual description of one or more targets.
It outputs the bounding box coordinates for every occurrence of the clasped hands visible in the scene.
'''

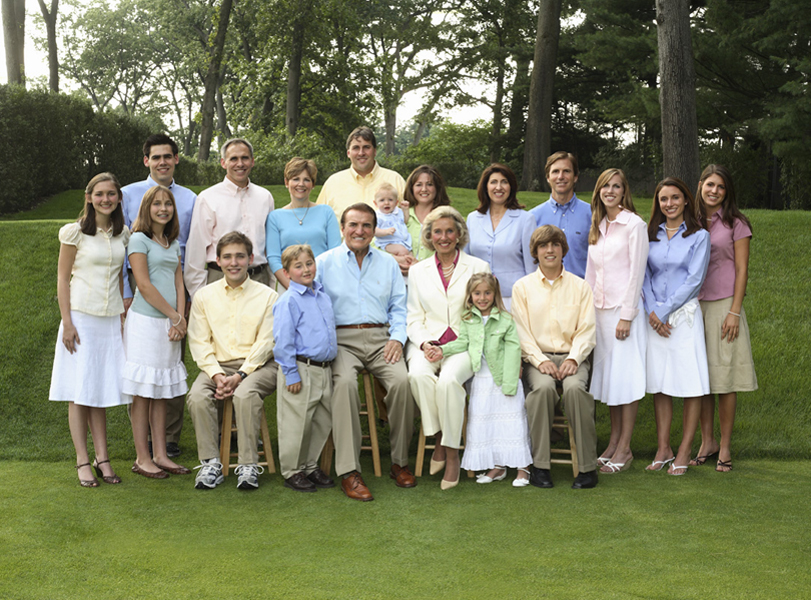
[212,372,242,399]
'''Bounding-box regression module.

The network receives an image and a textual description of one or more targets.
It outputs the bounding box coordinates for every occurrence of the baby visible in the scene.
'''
[373,183,413,262]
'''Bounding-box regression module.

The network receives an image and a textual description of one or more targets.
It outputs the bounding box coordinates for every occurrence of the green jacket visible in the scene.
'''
[441,307,521,396]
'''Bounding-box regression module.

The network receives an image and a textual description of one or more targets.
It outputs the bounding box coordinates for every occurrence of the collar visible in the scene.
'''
[222,276,249,292]
[549,194,579,213]
[471,306,503,321]
[659,221,687,235]
[289,279,323,296]
[538,265,566,285]
[341,242,373,262]
[434,249,460,267]
[708,207,724,224]
[221,176,252,195]
[349,161,379,182]
[600,208,634,233]
[146,174,176,190]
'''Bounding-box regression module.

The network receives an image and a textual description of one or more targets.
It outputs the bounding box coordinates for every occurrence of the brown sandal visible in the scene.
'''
[716,459,733,473]
[93,459,122,484]
[76,463,99,488]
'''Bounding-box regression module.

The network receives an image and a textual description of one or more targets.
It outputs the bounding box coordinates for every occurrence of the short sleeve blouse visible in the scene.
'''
[699,210,752,301]
[128,232,182,318]
[59,222,130,317]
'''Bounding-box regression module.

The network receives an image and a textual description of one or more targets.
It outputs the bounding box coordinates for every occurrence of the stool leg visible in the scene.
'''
[220,398,233,476]
[568,420,579,477]
[320,432,334,475]
[364,374,382,477]
[259,407,276,474]
[415,424,426,477]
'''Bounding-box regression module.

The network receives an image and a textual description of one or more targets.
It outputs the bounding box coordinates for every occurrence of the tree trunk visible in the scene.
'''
[36,0,58,91]
[384,103,397,155]
[197,0,233,162]
[506,54,530,158]
[2,0,26,86]
[521,0,561,191]
[216,86,231,147]
[490,60,505,163]
[286,17,305,137]
[656,0,700,194]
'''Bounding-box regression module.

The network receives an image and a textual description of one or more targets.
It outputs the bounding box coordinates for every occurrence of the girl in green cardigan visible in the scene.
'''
[437,273,532,487]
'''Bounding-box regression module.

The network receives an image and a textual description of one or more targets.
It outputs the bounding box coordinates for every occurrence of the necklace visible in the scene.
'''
[665,225,681,231]
[442,262,455,279]
[155,234,169,248]
[292,205,311,226]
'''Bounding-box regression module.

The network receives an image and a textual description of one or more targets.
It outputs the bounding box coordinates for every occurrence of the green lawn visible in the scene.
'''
[1,192,808,599]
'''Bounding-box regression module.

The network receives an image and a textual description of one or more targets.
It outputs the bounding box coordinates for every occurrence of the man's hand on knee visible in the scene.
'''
[558,359,578,380]
[537,360,560,379]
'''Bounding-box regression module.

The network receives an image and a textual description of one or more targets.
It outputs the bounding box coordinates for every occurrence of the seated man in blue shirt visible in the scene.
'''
[272,244,338,493]
[529,151,591,278]
[122,133,197,459]
[316,203,417,501]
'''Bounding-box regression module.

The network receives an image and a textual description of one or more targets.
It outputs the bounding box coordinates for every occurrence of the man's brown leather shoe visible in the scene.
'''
[390,464,417,488]
[341,471,374,501]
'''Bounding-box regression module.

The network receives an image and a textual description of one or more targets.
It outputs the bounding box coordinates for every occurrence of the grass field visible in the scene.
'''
[1,188,808,599]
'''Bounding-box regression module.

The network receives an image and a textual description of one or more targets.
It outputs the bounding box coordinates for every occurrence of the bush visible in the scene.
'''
[0,85,153,214]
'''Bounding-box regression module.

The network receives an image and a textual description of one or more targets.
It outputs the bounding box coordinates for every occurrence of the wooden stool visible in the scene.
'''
[219,396,276,476]
[550,413,578,477]
[414,404,474,477]
[320,370,386,477]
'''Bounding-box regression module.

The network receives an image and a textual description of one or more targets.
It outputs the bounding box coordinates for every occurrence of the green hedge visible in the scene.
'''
[0,85,154,214]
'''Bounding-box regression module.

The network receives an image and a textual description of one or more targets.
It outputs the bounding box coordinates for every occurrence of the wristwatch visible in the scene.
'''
[236,370,248,380]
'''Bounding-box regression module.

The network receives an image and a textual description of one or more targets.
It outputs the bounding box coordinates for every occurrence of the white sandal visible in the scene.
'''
[512,468,531,487]
[476,467,507,484]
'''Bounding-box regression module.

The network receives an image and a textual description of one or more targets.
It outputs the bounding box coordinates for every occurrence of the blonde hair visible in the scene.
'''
[421,205,469,251]
[374,182,398,203]
[132,185,180,243]
[281,244,315,271]
[588,168,637,244]
[462,273,507,320]
[284,157,317,182]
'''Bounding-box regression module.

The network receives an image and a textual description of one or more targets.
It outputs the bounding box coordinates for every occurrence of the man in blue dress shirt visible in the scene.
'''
[529,151,591,278]
[315,203,417,501]
[122,134,197,458]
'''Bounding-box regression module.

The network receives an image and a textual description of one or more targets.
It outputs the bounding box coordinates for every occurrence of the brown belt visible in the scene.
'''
[336,323,388,330]
[296,356,332,368]
[207,261,265,277]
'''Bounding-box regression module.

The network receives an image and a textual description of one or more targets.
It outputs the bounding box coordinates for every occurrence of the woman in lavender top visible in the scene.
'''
[690,165,757,473]
[642,177,710,476]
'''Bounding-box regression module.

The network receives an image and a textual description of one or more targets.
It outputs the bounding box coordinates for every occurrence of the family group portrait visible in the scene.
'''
[1,0,808,598]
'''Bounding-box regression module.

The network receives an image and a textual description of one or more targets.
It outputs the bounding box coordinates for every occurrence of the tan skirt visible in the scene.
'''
[700,297,758,394]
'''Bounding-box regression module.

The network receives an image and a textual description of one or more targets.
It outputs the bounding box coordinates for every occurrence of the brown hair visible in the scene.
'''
[696,164,753,235]
[340,202,377,229]
[421,206,469,251]
[462,272,507,320]
[530,225,569,262]
[648,177,705,242]
[588,169,637,244]
[346,126,377,150]
[216,231,253,257]
[544,151,579,178]
[404,165,451,209]
[132,185,180,243]
[475,163,524,213]
[281,244,315,271]
[284,157,317,182]
[80,172,125,236]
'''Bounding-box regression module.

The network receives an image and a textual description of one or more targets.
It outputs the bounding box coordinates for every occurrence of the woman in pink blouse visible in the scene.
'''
[49,173,131,487]
[692,165,757,472]
[585,169,648,474]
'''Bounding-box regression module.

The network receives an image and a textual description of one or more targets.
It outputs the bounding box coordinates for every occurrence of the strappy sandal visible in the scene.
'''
[76,463,99,488]
[716,459,733,473]
[93,459,122,484]
[689,450,719,466]
[646,457,674,471]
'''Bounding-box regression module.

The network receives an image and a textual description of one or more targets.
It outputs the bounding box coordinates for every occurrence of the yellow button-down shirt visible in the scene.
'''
[187,277,279,379]
[511,268,596,368]
[59,222,130,317]
[316,162,405,222]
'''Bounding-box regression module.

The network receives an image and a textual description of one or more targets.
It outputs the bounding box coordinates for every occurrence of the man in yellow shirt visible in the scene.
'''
[511,225,599,490]
[187,231,279,490]
[316,126,406,223]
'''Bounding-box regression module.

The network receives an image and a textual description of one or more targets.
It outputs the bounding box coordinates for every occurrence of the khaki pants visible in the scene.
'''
[524,355,597,473]
[331,328,415,476]
[277,362,333,479]
[186,359,278,465]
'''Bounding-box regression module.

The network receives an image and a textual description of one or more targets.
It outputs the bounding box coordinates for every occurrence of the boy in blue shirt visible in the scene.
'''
[272,244,339,492]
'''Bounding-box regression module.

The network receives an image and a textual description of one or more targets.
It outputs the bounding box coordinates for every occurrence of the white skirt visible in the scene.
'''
[591,302,647,406]
[122,310,188,401]
[646,299,710,398]
[461,358,532,471]
[49,311,129,408]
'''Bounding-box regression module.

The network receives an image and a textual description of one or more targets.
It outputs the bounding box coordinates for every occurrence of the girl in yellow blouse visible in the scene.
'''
[49,173,130,487]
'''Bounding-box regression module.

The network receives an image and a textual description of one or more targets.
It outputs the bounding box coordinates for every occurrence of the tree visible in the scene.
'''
[656,0,700,193]
[521,0,561,191]
[36,0,59,91]
[2,0,25,85]
[197,0,233,161]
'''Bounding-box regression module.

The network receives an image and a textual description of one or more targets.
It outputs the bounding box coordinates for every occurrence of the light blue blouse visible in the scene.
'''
[464,208,536,298]
[128,232,181,319]
[642,223,711,321]
[265,204,341,273]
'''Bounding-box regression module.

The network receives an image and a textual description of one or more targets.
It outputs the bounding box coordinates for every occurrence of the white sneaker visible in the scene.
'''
[194,459,224,490]
[235,463,264,490]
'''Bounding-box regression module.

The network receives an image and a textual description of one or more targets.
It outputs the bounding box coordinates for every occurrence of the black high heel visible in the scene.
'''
[76,463,99,488]
[93,459,122,484]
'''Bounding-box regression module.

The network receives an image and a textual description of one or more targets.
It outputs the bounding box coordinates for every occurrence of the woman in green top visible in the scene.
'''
[124,185,191,479]
[404,165,451,265]
[436,273,532,487]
